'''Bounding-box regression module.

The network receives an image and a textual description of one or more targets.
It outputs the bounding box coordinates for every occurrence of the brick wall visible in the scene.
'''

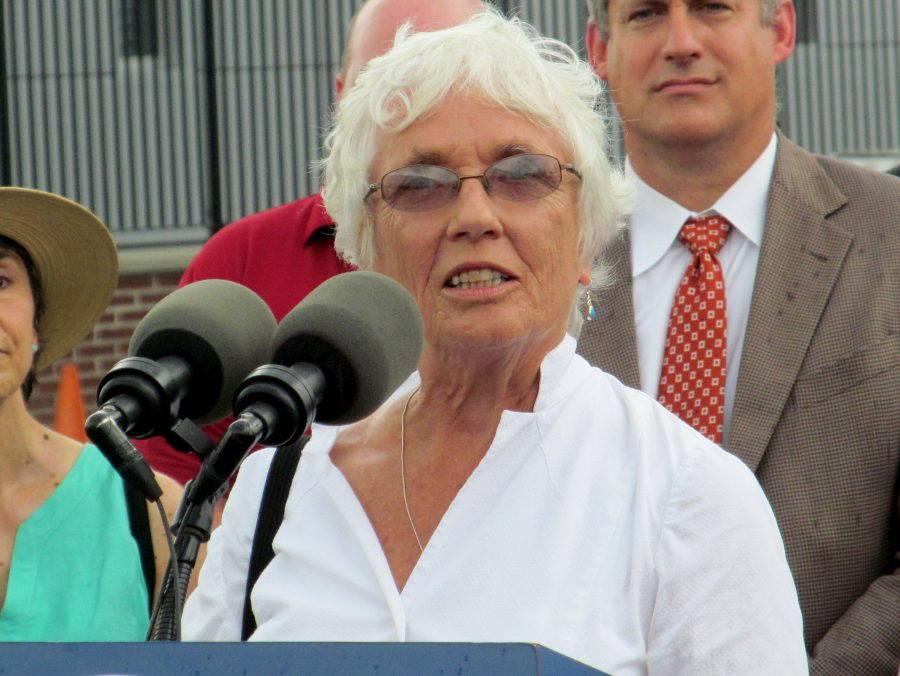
[28,254,192,428]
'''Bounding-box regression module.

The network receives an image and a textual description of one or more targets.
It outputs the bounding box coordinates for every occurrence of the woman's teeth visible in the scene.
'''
[450,268,509,289]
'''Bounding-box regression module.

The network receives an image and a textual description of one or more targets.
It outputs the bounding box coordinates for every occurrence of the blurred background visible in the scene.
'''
[1,0,898,424]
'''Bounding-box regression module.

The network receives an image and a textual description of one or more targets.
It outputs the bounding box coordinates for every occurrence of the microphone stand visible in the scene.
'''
[147,482,221,641]
[148,364,321,640]
[145,419,220,641]
[148,415,271,641]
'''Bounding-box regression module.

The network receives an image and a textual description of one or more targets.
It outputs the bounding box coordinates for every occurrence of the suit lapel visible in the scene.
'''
[576,230,642,389]
[728,136,853,470]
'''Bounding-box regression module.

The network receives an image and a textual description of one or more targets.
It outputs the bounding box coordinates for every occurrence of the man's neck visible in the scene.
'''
[626,126,775,213]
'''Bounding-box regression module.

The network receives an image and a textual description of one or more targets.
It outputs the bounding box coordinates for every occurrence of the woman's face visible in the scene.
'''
[367,94,588,357]
[0,248,37,400]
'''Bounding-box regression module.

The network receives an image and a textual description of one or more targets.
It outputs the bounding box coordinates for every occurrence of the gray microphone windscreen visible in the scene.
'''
[271,271,424,425]
[129,279,276,425]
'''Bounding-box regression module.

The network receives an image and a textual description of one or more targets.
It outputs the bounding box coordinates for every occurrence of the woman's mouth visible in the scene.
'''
[447,268,510,290]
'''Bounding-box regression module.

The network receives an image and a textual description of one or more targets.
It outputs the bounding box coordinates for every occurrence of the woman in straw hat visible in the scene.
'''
[0,187,181,641]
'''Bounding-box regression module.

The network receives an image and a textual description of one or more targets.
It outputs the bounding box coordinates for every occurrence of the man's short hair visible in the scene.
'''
[587,0,781,39]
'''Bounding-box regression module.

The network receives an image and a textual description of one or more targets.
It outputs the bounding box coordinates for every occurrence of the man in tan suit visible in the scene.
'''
[579,1,900,674]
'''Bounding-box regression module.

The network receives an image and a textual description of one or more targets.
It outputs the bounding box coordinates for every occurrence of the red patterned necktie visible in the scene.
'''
[657,214,731,444]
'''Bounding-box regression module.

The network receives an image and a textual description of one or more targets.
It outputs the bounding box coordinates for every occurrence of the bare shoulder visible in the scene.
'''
[146,471,185,597]
[152,471,184,522]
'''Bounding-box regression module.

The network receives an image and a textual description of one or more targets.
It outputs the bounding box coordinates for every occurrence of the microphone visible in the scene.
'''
[185,271,424,504]
[86,280,276,500]
[95,279,277,436]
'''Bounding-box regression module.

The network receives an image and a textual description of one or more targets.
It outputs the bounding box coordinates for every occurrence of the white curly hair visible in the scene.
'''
[322,7,632,334]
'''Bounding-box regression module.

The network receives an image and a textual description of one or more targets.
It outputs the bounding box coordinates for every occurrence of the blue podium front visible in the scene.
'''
[0,642,612,675]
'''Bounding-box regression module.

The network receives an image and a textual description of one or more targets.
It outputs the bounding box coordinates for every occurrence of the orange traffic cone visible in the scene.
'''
[54,363,87,442]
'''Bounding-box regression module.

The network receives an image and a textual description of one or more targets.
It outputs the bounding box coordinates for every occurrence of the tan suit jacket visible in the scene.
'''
[577,135,900,676]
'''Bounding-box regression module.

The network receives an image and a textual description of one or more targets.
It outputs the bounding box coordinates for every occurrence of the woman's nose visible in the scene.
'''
[444,177,504,241]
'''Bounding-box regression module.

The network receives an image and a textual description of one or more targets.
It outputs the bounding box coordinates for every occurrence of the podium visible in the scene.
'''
[0,642,610,675]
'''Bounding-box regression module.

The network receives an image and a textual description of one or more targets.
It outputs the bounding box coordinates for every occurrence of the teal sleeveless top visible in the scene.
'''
[0,444,150,641]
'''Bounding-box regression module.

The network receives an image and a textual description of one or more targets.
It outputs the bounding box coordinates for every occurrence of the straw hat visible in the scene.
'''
[0,187,118,371]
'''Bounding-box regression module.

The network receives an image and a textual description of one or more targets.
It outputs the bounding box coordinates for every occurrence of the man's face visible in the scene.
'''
[587,0,795,153]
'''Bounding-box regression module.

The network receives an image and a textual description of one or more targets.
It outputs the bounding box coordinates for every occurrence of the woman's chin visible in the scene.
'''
[431,323,521,353]
[427,316,558,360]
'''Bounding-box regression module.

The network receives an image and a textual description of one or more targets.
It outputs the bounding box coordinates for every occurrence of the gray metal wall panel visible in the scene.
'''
[3,0,210,246]
[212,0,358,223]
[512,0,586,49]
[508,0,625,158]
[781,0,900,162]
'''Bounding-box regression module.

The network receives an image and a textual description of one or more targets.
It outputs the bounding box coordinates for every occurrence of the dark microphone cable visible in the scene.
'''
[86,279,275,642]
[146,487,222,642]
[83,408,182,638]
[146,497,182,641]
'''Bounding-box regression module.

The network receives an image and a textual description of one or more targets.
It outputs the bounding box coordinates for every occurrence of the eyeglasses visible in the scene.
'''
[364,153,582,213]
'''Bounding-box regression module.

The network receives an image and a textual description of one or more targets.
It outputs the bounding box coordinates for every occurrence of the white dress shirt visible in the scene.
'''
[630,133,777,443]
[184,335,807,676]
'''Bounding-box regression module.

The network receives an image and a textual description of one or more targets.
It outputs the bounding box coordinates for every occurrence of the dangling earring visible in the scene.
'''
[32,343,39,353]
[584,293,596,322]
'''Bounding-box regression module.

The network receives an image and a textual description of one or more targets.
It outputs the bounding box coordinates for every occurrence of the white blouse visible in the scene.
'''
[183,336,808,676]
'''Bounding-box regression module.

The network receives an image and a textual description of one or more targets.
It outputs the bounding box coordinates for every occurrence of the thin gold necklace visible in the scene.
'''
[400,385,424,553]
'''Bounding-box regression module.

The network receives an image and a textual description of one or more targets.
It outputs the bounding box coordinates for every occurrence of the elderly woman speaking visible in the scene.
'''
[184,10,807,674]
